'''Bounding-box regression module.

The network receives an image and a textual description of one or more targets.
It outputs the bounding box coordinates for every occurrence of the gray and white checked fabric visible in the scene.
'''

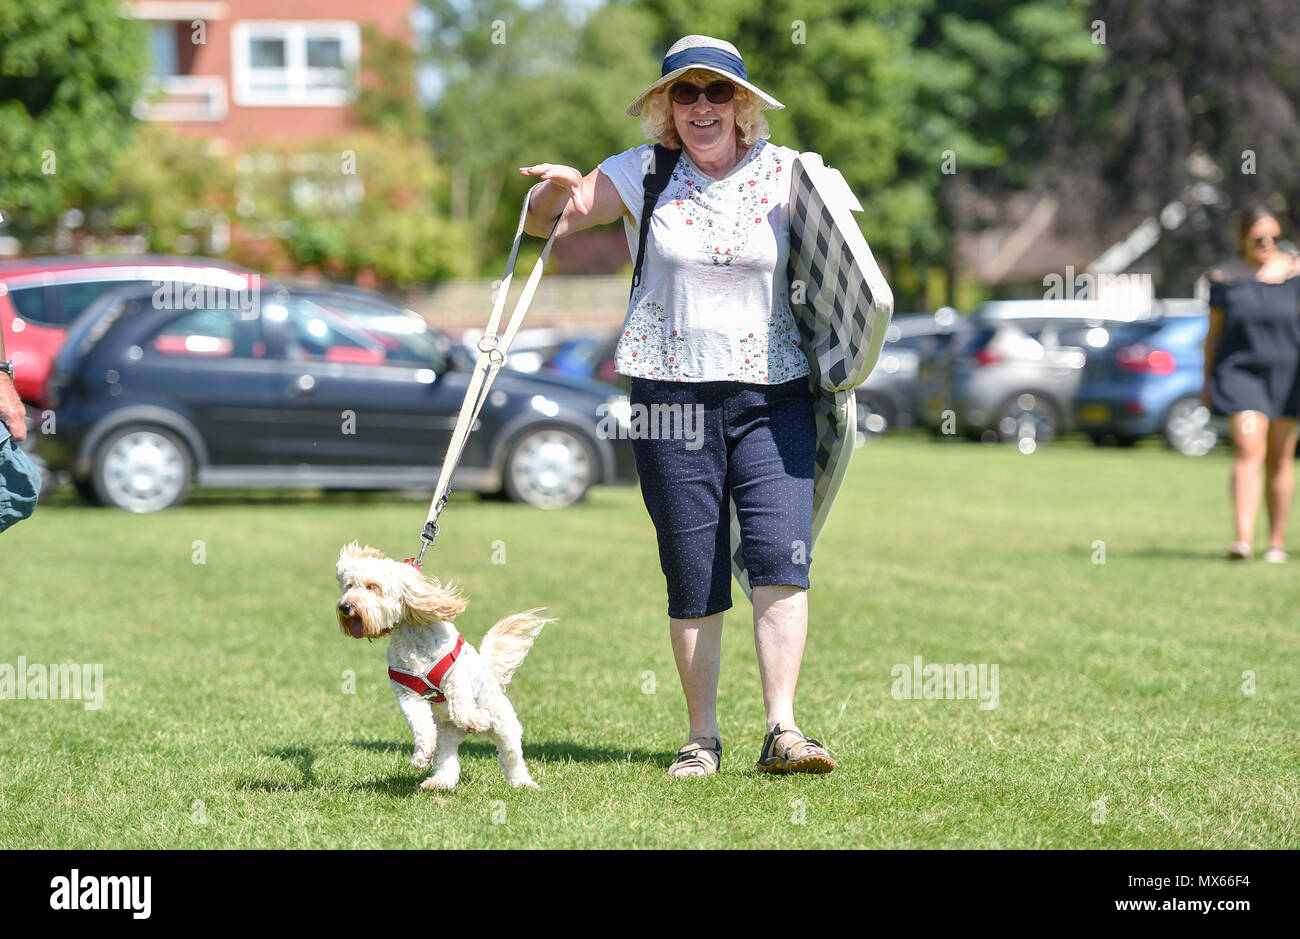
[728,151,894,600]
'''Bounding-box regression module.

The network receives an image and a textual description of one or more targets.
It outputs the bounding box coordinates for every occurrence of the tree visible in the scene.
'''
[0,0,148,229]
[1053,0,1300,290]
[424,0,1106,309]
[422,0,660,270]
[355,22,431,140]
[231,130,473,287]
[87,123,234,255]
[633,0,1104,309]
[904,0,1104,302]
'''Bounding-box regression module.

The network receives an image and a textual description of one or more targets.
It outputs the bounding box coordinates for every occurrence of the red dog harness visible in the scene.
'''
[387,635,465,703]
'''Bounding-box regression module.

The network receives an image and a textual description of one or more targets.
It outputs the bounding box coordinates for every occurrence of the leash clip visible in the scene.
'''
[413,513,442,568]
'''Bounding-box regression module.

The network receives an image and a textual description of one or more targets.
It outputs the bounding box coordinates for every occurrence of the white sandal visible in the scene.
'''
[1227,541,1252,560]
[667,737,721,778]
[1263,546,1288,563]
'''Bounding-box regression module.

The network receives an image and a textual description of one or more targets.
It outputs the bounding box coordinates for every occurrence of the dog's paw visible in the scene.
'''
[410,751,433,770]
[511,778,540,790]
[420,776,457,792]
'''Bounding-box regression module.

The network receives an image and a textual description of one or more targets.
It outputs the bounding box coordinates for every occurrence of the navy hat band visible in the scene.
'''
[661,46,747,80]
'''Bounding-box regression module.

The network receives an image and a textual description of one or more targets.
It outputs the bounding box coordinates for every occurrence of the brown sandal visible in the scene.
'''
[756,724,836,774]
[667,737,722,778]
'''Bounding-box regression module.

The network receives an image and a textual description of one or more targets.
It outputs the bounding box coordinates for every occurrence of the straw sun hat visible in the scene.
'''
[625,34,785,117]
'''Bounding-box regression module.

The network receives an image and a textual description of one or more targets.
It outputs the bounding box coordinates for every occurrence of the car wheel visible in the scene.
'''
[995,392,1059,444]
[1087,432,1108,447]
[502,425,596,509]
[1164,396,1217,456]
[93,426,193,513]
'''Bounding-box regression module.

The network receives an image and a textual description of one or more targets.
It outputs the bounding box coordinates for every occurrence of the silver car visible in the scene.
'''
[945,300,1155,444]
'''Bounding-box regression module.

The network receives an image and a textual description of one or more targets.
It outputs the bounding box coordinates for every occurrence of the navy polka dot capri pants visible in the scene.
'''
[628,375,817,620]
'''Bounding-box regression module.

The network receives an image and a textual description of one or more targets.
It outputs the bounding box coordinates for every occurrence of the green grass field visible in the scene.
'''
[1,434,1296,848]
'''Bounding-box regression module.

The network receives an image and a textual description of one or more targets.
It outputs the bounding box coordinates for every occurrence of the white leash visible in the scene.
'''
[411,183,570,566]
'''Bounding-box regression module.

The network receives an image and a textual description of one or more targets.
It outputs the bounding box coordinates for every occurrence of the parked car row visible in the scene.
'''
[532,298,1222,457]
[3,253,1233,517]
[2,257,636,512]
[910,298,1218,454]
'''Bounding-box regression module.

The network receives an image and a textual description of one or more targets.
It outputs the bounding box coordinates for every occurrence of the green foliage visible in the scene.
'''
[1063,0,1300,290]
[355,22,430,139]
[0,0,148,226]
[423,0,1104,308]
[232,130,473,287]
[907,0,1104,185]
[91,124,233,253]
[423,0,661,267]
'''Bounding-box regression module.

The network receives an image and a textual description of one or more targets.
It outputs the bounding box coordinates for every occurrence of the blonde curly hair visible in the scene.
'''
[639,68,771,150]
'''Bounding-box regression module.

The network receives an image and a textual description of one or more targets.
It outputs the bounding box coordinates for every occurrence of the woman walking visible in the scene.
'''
[1202,205,1300,561]
[520,35,834,777]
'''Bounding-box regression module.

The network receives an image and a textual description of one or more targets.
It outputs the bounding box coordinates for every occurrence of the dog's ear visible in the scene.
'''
[400,566,469,626]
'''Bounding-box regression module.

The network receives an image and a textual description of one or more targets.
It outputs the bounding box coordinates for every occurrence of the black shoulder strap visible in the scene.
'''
[629,144,682,301]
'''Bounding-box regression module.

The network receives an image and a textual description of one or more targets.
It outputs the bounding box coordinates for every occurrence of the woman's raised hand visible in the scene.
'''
[518,163,588,215]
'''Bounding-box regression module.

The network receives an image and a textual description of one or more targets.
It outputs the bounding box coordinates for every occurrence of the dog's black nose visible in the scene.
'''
[338,600,355,616]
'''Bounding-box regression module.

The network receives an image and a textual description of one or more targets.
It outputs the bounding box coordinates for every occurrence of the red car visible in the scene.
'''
[0,256,250,407]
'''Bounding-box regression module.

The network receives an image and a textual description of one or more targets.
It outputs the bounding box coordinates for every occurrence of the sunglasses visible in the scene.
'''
[669,80,736,106]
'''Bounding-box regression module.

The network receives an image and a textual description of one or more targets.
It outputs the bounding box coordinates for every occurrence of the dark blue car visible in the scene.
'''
[1072,311,1217,455]
[40,280,636,511]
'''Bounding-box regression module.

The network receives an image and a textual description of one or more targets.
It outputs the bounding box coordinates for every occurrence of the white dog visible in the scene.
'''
[335,542,552,791]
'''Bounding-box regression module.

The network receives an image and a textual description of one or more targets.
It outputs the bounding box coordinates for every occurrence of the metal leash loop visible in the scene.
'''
[476,335,507,367]
[415,514,442,567]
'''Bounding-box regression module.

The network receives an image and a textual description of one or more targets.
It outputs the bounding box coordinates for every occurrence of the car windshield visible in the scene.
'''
[302,292,452,367]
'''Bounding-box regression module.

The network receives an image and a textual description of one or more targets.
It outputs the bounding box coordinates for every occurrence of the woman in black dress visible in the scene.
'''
[1202,206,1300,561]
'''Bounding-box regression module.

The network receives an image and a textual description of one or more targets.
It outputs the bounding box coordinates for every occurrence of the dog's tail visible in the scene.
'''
[479,609,553,688]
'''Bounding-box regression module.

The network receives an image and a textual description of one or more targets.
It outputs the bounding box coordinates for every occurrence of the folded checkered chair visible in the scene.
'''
[729,152,895,600]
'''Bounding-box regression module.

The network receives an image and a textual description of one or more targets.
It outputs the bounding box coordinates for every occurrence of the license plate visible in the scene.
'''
[1080,404,1110,424]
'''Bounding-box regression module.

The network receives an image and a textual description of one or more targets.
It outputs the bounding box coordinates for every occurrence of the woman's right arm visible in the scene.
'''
[518,164,628,238]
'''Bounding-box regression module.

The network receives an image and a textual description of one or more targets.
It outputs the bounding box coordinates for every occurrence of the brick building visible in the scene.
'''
[128,0,413,150]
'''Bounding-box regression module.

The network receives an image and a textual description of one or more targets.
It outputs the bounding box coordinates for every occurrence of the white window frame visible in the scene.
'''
[231,20,360,107]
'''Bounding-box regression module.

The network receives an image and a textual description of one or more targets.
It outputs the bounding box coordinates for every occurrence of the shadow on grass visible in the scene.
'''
[236,737,675,796]
[236,743,420,797]
[352,737,674,765]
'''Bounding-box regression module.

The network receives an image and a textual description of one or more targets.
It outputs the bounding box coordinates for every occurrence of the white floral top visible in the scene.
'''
[597,139,811,384]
